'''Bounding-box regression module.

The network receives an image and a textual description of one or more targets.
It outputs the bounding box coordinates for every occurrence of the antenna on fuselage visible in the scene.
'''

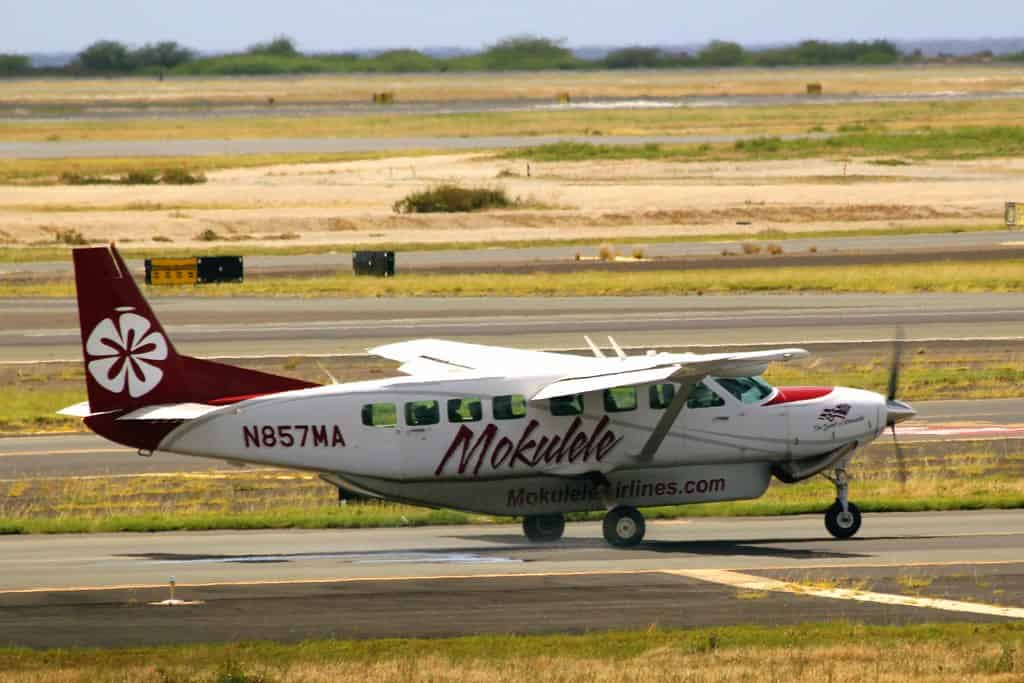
[583,335,606,358]
[607,336,627,359]
[315,360,339,385]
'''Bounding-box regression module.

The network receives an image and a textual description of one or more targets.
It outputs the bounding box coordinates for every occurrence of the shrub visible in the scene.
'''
[632,245,647,259]
[161,168,207,185]
[120,170,158,185]
[767,243,784,255]
[53,228,87,245]
[196,229,220,241]
[152,236,173,243]
[741,243,762,255]
[598,243,617,261]
[393,185,513,213]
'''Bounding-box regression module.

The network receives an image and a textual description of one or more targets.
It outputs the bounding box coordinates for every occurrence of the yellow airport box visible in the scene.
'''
[145,257,198,285]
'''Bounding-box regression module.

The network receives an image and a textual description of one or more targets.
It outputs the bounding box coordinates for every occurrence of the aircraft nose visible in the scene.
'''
[885,399,916,426]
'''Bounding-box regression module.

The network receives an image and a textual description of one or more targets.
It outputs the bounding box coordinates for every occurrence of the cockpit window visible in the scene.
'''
[686,381,725,409]
[714,376,774,404]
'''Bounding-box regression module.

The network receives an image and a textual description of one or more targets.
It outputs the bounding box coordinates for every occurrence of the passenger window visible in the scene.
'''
[715,376,774,404]
[604,387,637,412]
[405,400,440,426]
[649,383,676,409]
[362,402,397,427]
[549,394,584,416]
[687,382,726,409]
[448,397,482,423]
[494,394,527,420]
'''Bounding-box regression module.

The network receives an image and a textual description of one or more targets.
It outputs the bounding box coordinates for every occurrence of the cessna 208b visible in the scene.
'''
[61,245,916,547]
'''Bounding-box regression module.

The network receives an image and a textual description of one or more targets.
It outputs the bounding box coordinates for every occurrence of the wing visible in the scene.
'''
[369,338,603,376]
[530,348,809,401]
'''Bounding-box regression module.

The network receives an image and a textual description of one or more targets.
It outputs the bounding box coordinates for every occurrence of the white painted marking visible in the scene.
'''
[670,568,1024,620]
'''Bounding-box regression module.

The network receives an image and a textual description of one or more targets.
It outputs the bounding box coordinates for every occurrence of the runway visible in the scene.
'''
[1,396,1022,478]
[5,292,1024,361]
[1,511,1023,648]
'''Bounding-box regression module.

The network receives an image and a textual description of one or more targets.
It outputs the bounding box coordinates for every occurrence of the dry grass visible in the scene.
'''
[4,85,1024,143]
[0,623,1023,681]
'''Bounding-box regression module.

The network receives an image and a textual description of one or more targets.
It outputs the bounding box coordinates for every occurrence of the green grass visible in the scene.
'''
[0,150,440,185]
[0,387,84,434]
[0,223,999,264]
[4,258,1023,299]
[0,623,1021,681]
[504,125,1024,162]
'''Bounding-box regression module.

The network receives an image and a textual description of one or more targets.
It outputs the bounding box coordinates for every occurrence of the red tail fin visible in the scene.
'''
[73,245,316,415]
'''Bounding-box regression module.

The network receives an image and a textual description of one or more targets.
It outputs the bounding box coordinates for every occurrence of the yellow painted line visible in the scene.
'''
[669,568,1024,620]
[0,448,123,458]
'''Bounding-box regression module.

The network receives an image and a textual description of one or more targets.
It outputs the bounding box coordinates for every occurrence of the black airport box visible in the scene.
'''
[352,251,396,277]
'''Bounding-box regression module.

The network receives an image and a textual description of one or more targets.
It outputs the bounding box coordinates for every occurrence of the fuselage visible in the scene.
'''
[154,373,887,515]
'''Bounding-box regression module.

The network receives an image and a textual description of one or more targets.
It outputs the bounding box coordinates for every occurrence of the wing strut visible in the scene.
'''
[583,335,606,358]
[607,336,627,359]
[638,378,697,461]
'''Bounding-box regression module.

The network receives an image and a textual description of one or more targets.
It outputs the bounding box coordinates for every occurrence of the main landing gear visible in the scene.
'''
[522,513,565,542]
[823,467,862,539]
[602,506,646,547]
[521,507,647,547]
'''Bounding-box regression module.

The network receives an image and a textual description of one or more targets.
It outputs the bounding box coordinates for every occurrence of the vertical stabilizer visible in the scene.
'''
[73,245,189,413]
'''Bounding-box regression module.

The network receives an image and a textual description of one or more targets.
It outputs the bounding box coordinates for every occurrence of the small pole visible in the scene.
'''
[169,576,176,602]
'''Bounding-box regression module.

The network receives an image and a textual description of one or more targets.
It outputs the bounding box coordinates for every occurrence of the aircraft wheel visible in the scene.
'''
[522,513,565,542]
[602,506,646,547]
[825,500,861,539]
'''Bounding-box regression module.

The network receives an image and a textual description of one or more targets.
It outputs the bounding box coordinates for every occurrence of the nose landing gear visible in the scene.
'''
[823,467,862,539]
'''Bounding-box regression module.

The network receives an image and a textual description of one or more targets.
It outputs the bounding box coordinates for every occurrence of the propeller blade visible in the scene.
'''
[886,328,905,402]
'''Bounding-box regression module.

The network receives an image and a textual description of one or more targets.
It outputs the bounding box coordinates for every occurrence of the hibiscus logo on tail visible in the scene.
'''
[86,311,168,398]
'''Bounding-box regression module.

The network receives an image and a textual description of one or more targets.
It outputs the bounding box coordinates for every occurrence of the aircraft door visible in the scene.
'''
[710,377,790,459]
[356,400,402,478]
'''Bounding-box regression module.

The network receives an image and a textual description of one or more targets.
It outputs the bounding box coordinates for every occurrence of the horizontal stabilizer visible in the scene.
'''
[116,403,222,421]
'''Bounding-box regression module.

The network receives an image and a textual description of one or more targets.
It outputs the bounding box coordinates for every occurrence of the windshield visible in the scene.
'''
[714,376,774,404]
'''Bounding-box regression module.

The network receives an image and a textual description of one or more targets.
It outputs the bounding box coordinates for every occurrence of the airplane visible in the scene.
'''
[60,244,916,547]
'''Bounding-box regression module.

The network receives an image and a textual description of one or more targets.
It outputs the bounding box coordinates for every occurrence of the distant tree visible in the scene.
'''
[132,41,195,69]
[76,40,134,73]
[479,35,578,70]
[0,54,31,76]
[697,40,746,67]
[247,35,300,57]
[603,47,665,69]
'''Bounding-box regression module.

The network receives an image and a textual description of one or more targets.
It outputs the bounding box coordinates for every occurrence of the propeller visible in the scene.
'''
[884,328,915,486]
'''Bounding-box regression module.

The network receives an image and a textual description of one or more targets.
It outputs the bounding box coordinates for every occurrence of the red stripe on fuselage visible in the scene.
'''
[765,386,834,405]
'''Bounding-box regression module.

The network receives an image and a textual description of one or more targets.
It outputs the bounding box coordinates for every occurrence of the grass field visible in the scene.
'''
[0,621,1021,681]
[504,125,1024,162]
[4,259,1023,299]
[3,96,1024,144]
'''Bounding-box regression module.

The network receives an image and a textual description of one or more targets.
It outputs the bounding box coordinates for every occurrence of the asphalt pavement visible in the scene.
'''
[1,511,1023,647]
[4,292,1024,361]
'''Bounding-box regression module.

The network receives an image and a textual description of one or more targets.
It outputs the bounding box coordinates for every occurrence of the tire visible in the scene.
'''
[824,500,861,539]
[602,506,646,548]
[522,513,565,542]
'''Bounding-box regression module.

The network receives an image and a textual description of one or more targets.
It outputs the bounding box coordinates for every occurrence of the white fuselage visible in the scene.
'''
[157,373,887,515]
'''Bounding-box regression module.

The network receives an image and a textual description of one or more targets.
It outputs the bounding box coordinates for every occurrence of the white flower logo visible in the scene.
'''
[86,312,168,398]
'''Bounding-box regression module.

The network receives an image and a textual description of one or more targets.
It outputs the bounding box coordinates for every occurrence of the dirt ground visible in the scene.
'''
[0,153,1015,251]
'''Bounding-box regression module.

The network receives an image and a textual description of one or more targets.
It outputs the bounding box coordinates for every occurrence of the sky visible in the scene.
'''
[2,0,1021,53]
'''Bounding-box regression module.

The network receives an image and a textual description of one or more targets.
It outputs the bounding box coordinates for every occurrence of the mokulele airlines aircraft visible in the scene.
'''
[61,245,916,547]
